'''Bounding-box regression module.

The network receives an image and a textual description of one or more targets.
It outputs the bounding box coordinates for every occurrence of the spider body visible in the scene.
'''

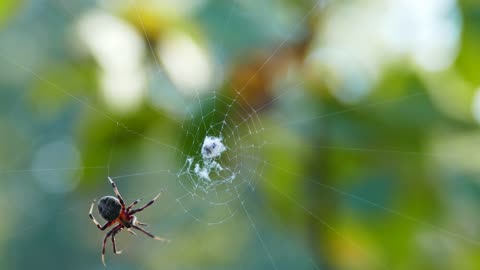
[98,196,122,221]
[89,177,168,266]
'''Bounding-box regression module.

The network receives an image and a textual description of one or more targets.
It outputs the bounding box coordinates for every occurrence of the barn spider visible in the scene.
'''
[89,177,169,265]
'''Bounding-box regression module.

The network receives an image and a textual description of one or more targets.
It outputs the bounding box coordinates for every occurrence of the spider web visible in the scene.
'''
[173,90,265,225]
[0,0,477,269]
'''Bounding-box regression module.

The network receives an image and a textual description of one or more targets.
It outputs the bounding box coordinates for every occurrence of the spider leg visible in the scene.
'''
[108,177,126,210]
[136,221,148,227]
[127,228,137,236]
[130,193,161,215]
[131,225,170,243]
[102,224,123,266]
[89,201,113,230]
[111,229,123,255]
[126,198,142,212]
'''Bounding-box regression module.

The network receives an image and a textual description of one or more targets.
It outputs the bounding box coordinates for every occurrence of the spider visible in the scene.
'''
[89,177,169,265]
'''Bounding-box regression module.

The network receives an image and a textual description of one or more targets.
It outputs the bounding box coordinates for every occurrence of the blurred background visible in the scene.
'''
[1,0,480,269]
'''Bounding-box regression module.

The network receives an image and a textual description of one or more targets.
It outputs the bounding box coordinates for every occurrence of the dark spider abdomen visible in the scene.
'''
[98,196,122,221]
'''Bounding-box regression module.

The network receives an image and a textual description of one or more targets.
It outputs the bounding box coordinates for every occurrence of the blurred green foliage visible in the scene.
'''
[1,0,480,270]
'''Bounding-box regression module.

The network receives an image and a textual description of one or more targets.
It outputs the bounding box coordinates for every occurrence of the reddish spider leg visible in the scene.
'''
[130,193,161,215]
[132,224,169,242]
[111,228,123,255]
[89,202,114,230]
[89,203,123,266]
[126,199,154,226]
[127,193,169,241]
[102,224,123,266]
[108,177,139,236]
[126,199,149,228]
[126,198,141,212]
[126,199,148,227]
[128,193,169,241]
[108,177,126,210]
